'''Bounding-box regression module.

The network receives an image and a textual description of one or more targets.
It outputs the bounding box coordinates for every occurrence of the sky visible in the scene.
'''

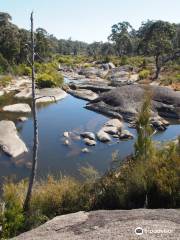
[1,0,180,43]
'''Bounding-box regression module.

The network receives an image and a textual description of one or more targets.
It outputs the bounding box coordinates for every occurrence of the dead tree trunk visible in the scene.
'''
[154,54,161,80]
[23,12,38,213]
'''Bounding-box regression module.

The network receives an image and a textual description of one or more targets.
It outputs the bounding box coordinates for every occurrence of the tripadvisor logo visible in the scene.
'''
[135,227,143,235]
[135,226,173,235]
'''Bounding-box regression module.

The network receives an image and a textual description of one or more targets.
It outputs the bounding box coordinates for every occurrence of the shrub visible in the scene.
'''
[120,56,128,65]
[13,64,31,76]
[0,54,12,73]
[175,74,180,81]
[0,75,12,87]
[36,73,56,88]
[36,71,63,88]
[0,180,27,238]
[35,62,64,88]
[139,69,150,79]
[31,176,81,217]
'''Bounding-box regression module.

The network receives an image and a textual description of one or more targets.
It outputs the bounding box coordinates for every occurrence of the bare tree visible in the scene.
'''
[23,12,38,213]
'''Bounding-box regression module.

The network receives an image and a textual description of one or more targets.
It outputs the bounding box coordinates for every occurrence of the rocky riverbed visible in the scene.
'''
[0,66,179,179]
[62,64,180,132]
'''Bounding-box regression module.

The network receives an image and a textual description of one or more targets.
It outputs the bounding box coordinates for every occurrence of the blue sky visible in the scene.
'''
[1,0,180,43]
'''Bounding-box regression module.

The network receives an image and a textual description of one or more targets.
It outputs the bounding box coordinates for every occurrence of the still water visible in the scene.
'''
[0,90,179,182]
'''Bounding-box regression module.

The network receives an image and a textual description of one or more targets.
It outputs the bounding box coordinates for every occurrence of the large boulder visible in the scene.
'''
[68,82,114,93]
[3,103,31,113]
[15,88,67,103]
[119,130,134,139]
[78,67,107,78]
[97,130,111,142]
[86,85,180,121]
[13,209,180,240]
[106,66,139,87]
[67,89,98,101]
[101,62,115,70]
[0,120,28,157]
[15,88,32,99]
[84,138,96,146]
[80,132,96,140]
[0,90,4,96]
[35,88,67,103]
[104,118,123,129]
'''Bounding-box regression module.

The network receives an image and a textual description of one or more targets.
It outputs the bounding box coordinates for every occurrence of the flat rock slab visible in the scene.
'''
[3,103,31,113]
[36,88,67,103]
[13,209,180,240]
[15,88,67,103]
[0,120,28,157]
[67,89,98,101]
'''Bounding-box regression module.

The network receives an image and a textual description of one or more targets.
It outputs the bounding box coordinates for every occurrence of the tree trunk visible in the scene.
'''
[23,12,38,213]
[154,55,161,80]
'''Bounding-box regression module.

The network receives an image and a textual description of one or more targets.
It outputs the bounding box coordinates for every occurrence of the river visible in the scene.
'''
[0,84,180,182]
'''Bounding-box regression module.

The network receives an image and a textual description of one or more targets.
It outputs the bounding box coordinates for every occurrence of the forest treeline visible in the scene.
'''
[0,12,180,68]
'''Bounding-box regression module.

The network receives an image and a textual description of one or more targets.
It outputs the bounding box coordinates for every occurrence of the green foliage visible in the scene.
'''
[135,95,154,160]
[0,13,20,63]
[0,176,92,237]
[138,20,178,78]
[0,75,12,87]
[13,64,31,76]
[57,55,94,67]
[36,73,56,88]
[0,53,12,73]
[138,20,176,56]
[139,69,150,79]
[36,62,63,88]
[35,28,51,60]
[108,21,133,56]
[31,176,82,217]
[0,180,27,238]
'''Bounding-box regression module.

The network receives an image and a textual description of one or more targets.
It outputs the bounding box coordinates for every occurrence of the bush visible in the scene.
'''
[36,62,64,88]
[36,73,56,88]
[0,176,90,238]
[0,75,12,87]
[31,176,82,217]
[36,71,63,88]
[13,64,31,76]
[139,69,150,79]
[0,54,12,73]
[0,180,27,238]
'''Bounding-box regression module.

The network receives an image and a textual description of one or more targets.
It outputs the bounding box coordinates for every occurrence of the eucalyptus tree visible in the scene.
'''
[87,42,102,57]
[35,28,50,60]
[108,21,133,56]
[138,20,177,79]
[0,12,12,26]
[0,13,20,63]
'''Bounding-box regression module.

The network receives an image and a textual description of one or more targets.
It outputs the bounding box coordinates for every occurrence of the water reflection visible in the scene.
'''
[0,92,179,182]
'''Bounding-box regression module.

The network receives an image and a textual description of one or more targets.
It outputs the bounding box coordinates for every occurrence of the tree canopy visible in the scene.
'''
[0,12,179,77]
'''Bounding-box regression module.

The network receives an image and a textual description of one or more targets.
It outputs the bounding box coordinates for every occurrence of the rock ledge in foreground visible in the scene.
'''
[13,209,180,240]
